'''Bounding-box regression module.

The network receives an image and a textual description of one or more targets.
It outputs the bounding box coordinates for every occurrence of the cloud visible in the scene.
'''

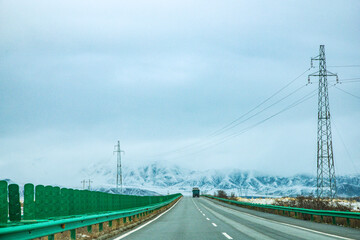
[0,0,359,187]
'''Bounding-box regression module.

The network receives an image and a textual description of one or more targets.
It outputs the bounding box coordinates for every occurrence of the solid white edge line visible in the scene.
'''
[222,232,233,239]
[212,223,217,227]
[204,198,354,240]
[228,206,354,240]
[114,197,182,240]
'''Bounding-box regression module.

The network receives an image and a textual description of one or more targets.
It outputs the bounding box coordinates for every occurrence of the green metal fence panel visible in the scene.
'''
[0,180,8,224]
[24,183,35,220]
[35,185,45,219]
[48,186,54,218]
[2,179,181,227]
[53,187,60,217]
[0,194,182,240]
[59,188,66,217]
[70,189,75,215]
[8,184,21,222]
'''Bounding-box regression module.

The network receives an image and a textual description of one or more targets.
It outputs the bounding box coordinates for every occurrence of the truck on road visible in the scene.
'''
[192,187,200,197]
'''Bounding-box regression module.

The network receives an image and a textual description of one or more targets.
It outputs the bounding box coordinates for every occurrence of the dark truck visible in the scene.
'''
[192,187,200,197]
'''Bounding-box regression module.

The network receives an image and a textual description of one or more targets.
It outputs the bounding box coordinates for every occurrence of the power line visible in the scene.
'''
[184,85,308,151]
[206,85,308,138]
[334,86,360,100]
[338,79,360,84]
[207,68,311,137]
[329,78,360,84]
[340,77,360,81]
[332,120,360,175]
[149,68,311,159]
[166,88,318,160]
[327,65,360,68]
[152,84,308,159]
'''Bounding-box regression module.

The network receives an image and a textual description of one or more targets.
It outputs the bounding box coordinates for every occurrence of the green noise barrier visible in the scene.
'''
[0,180,181,239]
[0,180,180,222]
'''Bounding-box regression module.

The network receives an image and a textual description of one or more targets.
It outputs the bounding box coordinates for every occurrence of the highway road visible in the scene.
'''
[112,197,360,240]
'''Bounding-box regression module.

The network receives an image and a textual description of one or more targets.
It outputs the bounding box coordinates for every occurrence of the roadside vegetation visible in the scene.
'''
[213,190,237,200]
[273,195,353,212]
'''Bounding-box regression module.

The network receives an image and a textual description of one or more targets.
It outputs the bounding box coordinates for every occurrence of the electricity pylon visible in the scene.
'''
[81,180,86,190]
[88,179,93,190]
[114,141,125,193]
[308,45,338,199]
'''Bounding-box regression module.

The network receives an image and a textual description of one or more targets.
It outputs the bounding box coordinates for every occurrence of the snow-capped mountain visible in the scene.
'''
[82,162,360,197]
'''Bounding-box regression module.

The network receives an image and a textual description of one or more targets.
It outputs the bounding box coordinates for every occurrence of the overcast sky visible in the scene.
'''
[1,0,359,186]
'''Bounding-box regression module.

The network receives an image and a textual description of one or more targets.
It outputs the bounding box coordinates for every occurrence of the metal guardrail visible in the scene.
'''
[0,195,181,240]
[203,195,360,225]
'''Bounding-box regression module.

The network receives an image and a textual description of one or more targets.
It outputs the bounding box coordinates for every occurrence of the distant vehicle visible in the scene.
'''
[192,187,200,197]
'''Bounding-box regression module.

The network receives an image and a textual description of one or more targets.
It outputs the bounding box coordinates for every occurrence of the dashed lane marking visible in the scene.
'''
[203,198,355,240]
[222,232,233,239]
[206,217,210,220]
[212,223,217,227]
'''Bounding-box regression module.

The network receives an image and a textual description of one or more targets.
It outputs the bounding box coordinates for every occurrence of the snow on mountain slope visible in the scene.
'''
[82,161,360,197]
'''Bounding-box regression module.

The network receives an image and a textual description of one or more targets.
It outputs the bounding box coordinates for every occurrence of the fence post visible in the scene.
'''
[35,185,45,219]
[70,229,76,239]
[0,180,8,224]
[44,186,53,219]
[24,183,35,220]
[53,187,60,217]
[8,184,21,221]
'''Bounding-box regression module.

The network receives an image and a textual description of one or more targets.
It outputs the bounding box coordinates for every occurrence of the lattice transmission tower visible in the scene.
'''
[114,141,125,193]
[308,45,338,199]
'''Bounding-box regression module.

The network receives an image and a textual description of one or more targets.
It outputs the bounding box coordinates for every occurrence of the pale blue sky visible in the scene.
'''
[0,0,359,186]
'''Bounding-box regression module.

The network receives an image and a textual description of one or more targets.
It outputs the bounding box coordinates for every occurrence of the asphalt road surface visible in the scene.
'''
[112,197,360,240]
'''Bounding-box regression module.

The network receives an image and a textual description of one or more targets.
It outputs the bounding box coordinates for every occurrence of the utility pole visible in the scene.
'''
[308,45,338,199]
[88,179,93,190]
[81,180,86,190]
[114,141,125,193]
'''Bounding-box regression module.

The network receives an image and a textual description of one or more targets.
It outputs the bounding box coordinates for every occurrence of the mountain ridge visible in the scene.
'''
[82,161,360,197]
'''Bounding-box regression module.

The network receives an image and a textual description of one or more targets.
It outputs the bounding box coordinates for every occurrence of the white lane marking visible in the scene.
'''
[222,232,233,239]
[212,223,217,227]
[201,203,272,240]
[114,198,182,239]
[202,213,205,216]
[206,217,210,220]
[203,198,354,240]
